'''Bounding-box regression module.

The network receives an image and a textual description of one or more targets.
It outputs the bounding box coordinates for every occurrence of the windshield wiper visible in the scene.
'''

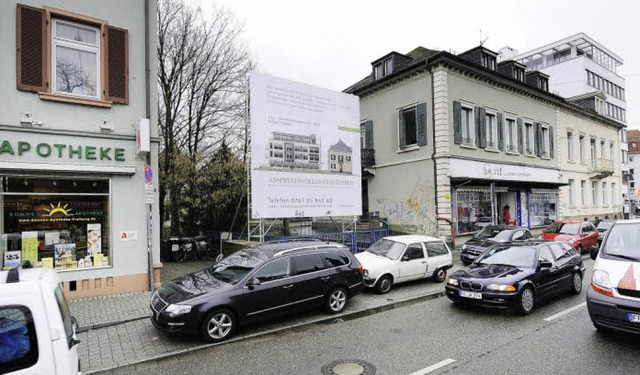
[478,262,515,268]
[607,253,640,262]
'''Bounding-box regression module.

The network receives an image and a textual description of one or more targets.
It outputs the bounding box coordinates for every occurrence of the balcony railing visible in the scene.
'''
[590,158,614,174]
[362,148,375,167]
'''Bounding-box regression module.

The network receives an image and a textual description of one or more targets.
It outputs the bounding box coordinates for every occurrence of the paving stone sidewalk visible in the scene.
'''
[73,260,465,374]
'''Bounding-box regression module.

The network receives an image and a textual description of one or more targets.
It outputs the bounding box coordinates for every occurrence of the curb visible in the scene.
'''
[86,289,448,374]
[77,316,149,333]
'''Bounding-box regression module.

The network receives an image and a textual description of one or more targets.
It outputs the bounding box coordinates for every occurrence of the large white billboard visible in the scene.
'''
[249,72,362,219]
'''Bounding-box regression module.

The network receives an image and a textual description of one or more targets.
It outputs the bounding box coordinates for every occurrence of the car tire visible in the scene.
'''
[516,286,535,315]
[326,287,348,314]
[375,275,393,294]
[201,308,236,343]
[577,244,583,254]
[433,268,447,283]
[570,272,582,295]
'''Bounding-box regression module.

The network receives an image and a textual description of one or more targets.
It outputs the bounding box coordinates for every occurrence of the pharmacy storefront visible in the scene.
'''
[0,130,159,298]
[449,159,563,236]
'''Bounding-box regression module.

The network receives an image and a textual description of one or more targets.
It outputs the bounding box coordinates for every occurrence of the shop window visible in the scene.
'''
[1,177,110,271]
[529,192,557,227]
[455,189,492,235]
[16,4,129,106]
[0,305,39,373]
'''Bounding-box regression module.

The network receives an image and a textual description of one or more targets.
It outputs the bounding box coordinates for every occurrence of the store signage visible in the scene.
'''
[119,231,138,241]
[0,140,126,161]
[449,159,561,184]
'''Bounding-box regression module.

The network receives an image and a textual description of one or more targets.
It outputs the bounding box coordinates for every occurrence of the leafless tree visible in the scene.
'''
[157,0,253,235]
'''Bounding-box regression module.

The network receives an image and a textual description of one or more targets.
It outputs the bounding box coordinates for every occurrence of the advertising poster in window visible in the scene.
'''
[4,251,21,269]
[54,243,76,268]
[21,231,38,263]
[87,223,101,255]
[249,72,362,218]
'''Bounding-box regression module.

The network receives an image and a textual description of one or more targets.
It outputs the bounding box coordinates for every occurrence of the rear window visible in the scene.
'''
[546,223,580,235]
[0,305,38,374]
[323,252,350,268]
[425,242,449,257]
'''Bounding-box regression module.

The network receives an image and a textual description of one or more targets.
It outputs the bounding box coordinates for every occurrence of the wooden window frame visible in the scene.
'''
[41,7,112,107]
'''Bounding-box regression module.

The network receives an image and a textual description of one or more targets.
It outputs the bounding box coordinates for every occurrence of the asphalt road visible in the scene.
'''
[107,257,640,375]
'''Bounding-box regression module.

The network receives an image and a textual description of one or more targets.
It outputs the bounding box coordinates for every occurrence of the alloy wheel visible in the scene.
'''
[572,273,582,294]
[207,312,233,340]
[521,288,534,313]
[329,289,347,312]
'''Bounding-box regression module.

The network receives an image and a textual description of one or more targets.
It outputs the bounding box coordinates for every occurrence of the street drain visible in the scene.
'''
[321,359,376,375]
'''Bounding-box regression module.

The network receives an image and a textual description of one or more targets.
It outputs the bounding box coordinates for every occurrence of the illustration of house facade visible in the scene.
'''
[267,132,321,170]
[328,140,353,173]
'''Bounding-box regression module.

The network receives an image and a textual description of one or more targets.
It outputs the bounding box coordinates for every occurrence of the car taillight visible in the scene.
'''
[358,264,363,274]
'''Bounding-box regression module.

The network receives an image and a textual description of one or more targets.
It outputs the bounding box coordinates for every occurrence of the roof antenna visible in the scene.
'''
[479,28,489,46]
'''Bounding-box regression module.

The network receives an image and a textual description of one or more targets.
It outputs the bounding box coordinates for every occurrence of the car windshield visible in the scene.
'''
[473,227,504,239]
[601,223,640,261]
[597,221,613,231]
[492,230,513,242]
[209,249,267,284]
[475,246,536,268]
[546,223,580,235]
[366,239,406,260]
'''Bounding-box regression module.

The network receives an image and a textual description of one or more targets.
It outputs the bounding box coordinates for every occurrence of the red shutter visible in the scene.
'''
[106,26,128,104]
[16,4,46,92]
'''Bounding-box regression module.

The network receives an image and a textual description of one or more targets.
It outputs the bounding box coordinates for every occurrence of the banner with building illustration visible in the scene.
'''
[249,72,362,219]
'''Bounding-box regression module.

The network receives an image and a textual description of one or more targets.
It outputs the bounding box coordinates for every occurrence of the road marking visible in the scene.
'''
[409,358,456,375]
[543,302,587,321]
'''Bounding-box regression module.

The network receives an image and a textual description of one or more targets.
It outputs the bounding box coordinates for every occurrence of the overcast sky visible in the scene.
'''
[206,0,640,129]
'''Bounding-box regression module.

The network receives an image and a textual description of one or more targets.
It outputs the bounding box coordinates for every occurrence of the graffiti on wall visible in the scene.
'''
[374,179,437,234]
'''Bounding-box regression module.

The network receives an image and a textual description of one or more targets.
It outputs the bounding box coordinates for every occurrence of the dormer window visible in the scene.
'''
[539,77,548,91]
[374,58,393,80]
[482,54,496,70]
[514,67,525,82]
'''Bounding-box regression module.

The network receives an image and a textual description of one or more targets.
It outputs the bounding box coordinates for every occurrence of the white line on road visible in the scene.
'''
[543,302,587,321]
[409,358,456,375]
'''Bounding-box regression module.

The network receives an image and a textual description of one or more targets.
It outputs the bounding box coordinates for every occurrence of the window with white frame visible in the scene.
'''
[505,117,517,153]
[53,19,100,99]
[399,106,417,148]
[525,122,534,155]
[461,105,474,145]
[602,182,608,206]
[592,181,598,206]
[612,183,616,205]
[600,140,606,159]
[485,111,497,149]
[568,179,575,206]
[590,138,597,160]
[581,180,586,206]
[579,135,585,163]
[567,132,574,161]
[610,142,615,161]
[622,150,628,164]
[541,124,550,157]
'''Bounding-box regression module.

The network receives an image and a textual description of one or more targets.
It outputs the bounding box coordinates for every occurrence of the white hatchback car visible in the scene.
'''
[355,235,454,293]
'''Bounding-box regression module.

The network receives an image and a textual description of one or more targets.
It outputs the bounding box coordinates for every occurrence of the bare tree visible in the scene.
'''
[157,0,253,235]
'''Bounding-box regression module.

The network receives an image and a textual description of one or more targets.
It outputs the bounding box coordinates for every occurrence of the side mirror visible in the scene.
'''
[539,260,552,269]
[590,247,599,261]
[246,278,261,290]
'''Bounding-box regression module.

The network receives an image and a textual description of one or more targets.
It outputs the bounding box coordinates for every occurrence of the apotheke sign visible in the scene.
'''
[0,140,126,162]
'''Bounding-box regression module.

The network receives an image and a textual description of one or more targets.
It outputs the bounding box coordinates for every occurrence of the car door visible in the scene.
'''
[398,243,427,282]
[240,257,296,320]
[584,223,599,249]
[533,245,557,297]
[289,254,329,309]
[548,243,574,292]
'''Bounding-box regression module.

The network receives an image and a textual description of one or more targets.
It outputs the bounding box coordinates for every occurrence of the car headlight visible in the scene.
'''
[446,277,458,286]
[591,269,614,296]
[568,238,577,244]
[165,304,192,317]
[363,269,369,278]
[487,284,516,292]
[461,245,467,251]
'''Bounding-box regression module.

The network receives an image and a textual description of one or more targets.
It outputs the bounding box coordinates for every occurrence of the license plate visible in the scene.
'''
[459,290,482,299]
[628,313,640,323]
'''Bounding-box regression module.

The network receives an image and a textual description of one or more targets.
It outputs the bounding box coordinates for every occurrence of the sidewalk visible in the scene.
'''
[70,258,465,374]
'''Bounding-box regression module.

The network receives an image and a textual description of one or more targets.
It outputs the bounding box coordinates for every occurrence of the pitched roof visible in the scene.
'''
[328,139,352,153]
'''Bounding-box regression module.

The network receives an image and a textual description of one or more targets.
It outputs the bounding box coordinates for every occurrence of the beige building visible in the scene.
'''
[328,140,353,173]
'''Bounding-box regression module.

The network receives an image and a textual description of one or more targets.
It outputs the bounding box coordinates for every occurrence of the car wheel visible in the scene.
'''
[577,244,583,254]
[326,287,348,314]
[517,286,535,315]
[201,309,236,343]
[433,268,447,283]
[375,275,393,294]
[570,272,582,295]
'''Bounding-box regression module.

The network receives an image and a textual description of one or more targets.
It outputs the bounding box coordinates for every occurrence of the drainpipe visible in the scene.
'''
[144,0,154,292]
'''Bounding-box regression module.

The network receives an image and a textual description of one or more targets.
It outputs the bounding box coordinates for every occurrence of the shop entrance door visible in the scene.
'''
[498,192,517,225]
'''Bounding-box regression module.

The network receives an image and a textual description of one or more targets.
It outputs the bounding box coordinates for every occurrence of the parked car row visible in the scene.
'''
[150,219,640,343]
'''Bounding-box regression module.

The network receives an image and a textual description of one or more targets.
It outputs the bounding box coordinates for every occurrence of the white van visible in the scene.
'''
[0,263,81,374]
[587,219,640,334]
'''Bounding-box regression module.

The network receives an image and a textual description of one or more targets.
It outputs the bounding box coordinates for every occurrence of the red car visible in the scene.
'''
[541,221,599,253]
